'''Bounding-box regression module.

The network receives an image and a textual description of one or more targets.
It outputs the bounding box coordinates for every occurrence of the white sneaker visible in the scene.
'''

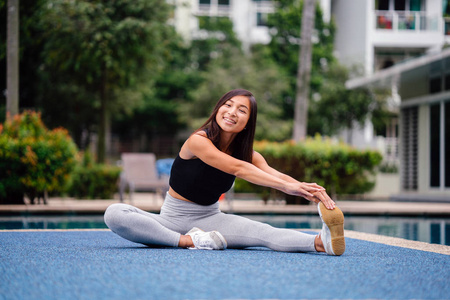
[186,227,227,250]
[318,202,345,256]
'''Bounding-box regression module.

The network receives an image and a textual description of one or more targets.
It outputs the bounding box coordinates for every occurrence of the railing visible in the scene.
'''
[197,4,230,17]
[384,137,399,161]
[375,10,440,32]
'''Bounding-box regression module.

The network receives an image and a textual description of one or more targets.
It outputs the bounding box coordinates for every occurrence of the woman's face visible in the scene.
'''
[215,95,251,134]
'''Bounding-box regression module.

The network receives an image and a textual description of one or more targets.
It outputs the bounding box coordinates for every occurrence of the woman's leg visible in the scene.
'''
[193,212,317,253]
[104,203,182,247]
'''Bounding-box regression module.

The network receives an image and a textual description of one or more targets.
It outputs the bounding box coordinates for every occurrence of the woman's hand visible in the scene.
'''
[285,182,336,210]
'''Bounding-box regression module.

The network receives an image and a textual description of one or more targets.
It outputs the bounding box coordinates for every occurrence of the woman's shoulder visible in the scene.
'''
[180,130,210,159]
[194,129,208,138]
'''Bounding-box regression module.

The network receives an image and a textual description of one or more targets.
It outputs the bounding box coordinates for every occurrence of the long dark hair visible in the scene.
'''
[195,89,257,163]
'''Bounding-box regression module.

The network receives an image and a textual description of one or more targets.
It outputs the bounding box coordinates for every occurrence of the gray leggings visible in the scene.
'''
[104,192,316,252]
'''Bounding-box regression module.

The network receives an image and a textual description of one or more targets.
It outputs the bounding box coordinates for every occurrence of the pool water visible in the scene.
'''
[1,214,449,246]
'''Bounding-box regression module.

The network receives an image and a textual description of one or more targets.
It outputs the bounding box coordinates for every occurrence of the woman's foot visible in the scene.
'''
[185,227,227,250]
[317,202,345,256]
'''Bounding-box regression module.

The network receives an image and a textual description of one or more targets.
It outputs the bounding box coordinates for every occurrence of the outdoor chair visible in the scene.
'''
[119,153,170,203]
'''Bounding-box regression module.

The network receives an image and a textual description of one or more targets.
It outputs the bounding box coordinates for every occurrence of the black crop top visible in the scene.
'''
[169,154,236,206]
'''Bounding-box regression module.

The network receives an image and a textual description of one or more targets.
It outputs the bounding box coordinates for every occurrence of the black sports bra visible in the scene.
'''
[169,155,235,206]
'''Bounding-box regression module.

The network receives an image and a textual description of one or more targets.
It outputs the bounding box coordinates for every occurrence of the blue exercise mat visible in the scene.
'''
[1,230,449,300]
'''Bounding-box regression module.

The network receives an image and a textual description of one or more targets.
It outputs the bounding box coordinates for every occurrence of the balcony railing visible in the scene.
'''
[197,4,230,17]
[375,10,440,32]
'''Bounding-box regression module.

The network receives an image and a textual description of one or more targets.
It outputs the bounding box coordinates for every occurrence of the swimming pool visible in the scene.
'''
[1,214,449,246]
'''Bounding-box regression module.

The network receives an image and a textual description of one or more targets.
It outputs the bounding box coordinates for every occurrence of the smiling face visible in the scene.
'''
[215,95,251,134]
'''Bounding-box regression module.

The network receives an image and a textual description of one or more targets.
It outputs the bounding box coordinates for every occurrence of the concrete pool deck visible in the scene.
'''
[1,193,450,216]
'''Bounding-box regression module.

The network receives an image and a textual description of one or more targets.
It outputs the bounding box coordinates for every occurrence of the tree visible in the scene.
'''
[307,63,392,139]
[293,0,315,141]
[38,0,174,162]
[183,49,290,141]
[266,0,336,135]
[6,0,19,118]
[179,16,291,141]
[0,0,49,123]
[112,32,202,154]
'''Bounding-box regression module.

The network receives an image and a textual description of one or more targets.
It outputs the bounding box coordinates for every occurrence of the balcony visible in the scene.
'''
[197,4,230,17]
[373,10,444,48]
[375,10,440,32]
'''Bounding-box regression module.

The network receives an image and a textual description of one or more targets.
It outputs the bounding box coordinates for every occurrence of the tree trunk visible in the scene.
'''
[6,0,19,119]
[292,0,315,142]
[97,70,108,164]
[97,85,107,164]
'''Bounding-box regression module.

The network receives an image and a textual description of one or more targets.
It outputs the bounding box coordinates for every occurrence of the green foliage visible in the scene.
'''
[234,137,383,202]
[67,152,121,199]
[113,35,198,142]
[191,16,242,70]
[37,0,176,160]
[0,0,48,113]
[308,63,394,137]
[184,50,291,140]
[266,0,336,100]
[0,111,78,204]
[378,161,398,174]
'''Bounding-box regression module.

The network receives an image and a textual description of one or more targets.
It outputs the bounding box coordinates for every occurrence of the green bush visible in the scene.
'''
[235,136,383,204]
[67,152,121,199]
[0,111,78,204]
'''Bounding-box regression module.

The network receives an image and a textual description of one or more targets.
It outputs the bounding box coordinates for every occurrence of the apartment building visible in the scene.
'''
[345,1,450,201]
[172,0,449,72]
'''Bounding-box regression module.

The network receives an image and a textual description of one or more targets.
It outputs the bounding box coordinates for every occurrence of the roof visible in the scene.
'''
[346,47,450,89]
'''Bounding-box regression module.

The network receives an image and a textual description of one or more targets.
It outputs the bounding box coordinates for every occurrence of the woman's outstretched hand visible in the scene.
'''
[285,182,336,210]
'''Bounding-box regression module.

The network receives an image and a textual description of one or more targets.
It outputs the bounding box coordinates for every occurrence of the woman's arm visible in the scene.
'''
[182,134,335,209]
[252,151,335,208]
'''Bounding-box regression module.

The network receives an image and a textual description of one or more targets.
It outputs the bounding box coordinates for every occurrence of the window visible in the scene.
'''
[199,0,211,4]
[218,0,229,5]
[429,101,450,189]
[257,12,269,26]
[395,0,406,11]
[402,107,418,190]
[430,103,441,187]
[430,77,442,94]
[410,0,421,11]
[377,0,390,10]
[376,0,422,11]
[446,102,450,187]
[429,61,443,94]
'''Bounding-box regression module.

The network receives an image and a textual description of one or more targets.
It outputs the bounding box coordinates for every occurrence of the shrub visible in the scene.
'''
[235,136,383,204]
[67,152,121,199]
[0,111,78,204]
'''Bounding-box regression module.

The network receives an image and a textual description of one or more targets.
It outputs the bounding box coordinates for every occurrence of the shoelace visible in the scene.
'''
[193,233,213,248]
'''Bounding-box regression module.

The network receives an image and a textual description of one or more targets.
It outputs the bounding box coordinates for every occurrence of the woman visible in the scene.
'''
[104,89,345,255]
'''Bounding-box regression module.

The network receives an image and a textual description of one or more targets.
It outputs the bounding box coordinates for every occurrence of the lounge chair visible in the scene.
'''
[119,153,170,203]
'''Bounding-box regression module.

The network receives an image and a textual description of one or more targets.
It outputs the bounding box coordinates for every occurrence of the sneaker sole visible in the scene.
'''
[319,202,345,256]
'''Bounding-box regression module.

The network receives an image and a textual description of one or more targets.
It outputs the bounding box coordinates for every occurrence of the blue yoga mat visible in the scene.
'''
[1,230,449,300]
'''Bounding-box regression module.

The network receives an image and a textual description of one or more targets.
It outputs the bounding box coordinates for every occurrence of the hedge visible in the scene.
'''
[235,136,383,204]
[67,152,121,199]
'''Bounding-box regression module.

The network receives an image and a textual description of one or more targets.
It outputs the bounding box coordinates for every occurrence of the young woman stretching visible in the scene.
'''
[104,89,345,255]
